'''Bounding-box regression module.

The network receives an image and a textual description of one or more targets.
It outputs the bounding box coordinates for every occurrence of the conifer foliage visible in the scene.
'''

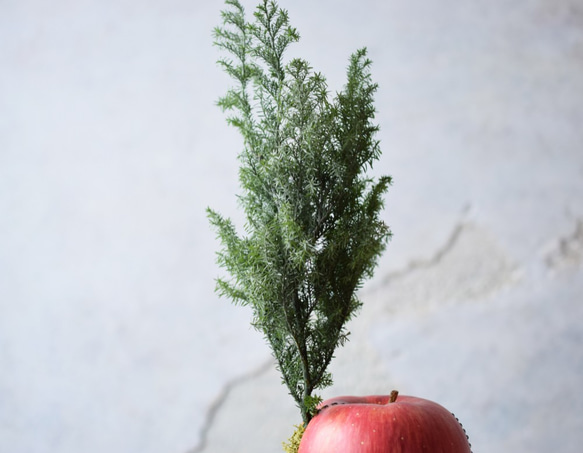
[208,0,392,425]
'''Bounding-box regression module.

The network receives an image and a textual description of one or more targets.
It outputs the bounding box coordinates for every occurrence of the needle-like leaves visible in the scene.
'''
[208,0,391,425]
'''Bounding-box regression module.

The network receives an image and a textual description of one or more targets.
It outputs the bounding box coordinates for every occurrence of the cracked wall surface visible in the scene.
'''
[187,360,273,453]
[545,220,583,272]
[367,221,522,314]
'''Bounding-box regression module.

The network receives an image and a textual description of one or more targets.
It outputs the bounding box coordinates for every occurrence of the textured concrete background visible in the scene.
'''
[1,0,582,452]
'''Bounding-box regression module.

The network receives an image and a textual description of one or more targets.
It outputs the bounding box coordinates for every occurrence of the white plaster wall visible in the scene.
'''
[1,1,582,452]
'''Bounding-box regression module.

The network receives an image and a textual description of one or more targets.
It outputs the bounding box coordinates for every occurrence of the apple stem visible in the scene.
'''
[389,390,399,403]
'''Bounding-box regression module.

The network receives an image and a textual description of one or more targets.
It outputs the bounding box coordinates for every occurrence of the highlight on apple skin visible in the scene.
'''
[298,391,472,453]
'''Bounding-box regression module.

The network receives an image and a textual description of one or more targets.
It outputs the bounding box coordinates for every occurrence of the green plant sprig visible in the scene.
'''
[208,0,391,426]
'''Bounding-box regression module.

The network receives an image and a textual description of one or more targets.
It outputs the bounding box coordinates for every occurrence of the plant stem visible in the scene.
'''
[389,390,399,403]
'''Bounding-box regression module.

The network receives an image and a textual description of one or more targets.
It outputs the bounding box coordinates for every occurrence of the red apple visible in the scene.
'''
[298,391,471,453]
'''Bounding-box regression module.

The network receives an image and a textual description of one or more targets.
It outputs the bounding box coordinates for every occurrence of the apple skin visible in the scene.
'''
[298,393,471,453]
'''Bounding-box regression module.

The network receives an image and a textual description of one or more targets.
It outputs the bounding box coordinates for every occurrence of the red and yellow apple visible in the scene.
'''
[298,391,471,453]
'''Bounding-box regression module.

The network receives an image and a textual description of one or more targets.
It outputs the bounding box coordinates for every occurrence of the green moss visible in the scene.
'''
[282,424,305,453]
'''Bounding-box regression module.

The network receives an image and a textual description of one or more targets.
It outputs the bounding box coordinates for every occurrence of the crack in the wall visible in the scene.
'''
[545,219,583,271]
[186,358,273,453]
[389,223,466,280]
[364,222,467,296]
[362,220,521,314]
